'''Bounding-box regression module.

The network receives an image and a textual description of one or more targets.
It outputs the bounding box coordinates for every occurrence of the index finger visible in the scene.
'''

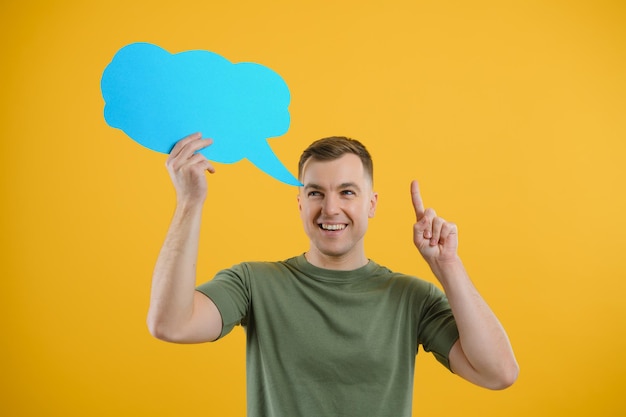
[168,132,203,157]
[411,180,425,221]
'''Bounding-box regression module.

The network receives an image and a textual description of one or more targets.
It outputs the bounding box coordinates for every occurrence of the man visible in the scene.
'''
[147,132,519,416]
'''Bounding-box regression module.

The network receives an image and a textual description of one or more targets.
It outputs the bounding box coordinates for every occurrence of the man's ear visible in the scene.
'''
[368,192,378,218]
[297,193,302,212]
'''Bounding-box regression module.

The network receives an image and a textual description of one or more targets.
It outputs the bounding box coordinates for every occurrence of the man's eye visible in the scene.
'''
[341,190,355,196]
[308,191,322,197]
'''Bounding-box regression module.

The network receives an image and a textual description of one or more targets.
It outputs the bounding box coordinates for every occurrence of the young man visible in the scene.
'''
[147,133,518,417]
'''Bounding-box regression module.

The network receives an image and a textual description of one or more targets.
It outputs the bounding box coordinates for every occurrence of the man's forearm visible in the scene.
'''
[147,201,204,339]
[432,258,518,385]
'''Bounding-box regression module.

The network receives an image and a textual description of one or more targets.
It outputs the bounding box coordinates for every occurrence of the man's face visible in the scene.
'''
[298,153,378,267]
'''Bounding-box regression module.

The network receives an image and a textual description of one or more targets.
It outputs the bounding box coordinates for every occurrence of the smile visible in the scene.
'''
[319,223,347,231]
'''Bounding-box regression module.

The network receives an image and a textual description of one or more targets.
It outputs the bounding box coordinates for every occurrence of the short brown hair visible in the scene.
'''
[298,136,373,183]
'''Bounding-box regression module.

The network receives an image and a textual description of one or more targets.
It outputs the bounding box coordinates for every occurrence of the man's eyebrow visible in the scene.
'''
[303,182,363,191]
[304,182,361,191]
[339,182,361,191]
[303,183,323,191]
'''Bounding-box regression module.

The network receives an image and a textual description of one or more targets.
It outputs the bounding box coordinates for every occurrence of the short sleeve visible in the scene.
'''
[416,284,460,371]
[196,264,251,339]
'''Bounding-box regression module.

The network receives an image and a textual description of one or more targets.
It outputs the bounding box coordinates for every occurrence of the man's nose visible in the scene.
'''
[322,194,341,215]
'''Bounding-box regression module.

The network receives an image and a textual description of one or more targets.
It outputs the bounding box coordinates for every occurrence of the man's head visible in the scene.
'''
[297,136,378,270]
[298,136,374,185]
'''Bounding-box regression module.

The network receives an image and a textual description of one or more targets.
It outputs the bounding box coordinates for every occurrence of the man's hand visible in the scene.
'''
[411,180,459,267]
[166,133,215,205]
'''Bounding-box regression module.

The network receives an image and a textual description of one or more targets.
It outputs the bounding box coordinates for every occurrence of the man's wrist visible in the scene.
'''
[429,256,467,287]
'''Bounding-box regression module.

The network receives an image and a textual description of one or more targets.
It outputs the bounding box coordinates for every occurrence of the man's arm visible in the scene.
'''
[411,180,519,389]
[146,133,222,344]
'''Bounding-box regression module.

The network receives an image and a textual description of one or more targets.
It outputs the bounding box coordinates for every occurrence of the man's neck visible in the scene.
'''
[304,250,369,271]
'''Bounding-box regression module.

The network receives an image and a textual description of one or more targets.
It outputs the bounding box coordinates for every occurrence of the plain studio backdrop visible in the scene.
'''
[1,1,625,416]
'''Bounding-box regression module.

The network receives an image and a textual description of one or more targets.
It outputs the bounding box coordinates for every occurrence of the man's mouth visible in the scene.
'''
[319,223,347,231]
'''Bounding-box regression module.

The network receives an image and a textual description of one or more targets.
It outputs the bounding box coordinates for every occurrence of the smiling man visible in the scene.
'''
[298,141,377,270]
[147,134,519,417]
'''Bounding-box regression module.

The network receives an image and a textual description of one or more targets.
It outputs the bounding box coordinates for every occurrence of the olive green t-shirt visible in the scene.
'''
[196,255,459,417]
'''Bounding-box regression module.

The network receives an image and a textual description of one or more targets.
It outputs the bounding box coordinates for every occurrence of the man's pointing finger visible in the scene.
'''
[411,180,426,221]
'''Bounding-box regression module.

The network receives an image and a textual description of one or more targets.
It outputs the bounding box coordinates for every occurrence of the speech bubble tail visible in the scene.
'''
[246,142,302,186]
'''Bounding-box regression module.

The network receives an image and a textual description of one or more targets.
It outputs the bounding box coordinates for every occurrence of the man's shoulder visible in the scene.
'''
[235,255,303,276]
[370,262,438,293]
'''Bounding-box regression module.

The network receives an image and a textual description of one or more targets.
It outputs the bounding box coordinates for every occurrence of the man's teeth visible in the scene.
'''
[320,224,346,231]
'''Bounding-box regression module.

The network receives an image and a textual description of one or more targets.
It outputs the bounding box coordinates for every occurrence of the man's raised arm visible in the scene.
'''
[410,180,519,389]
[147,133,223,344]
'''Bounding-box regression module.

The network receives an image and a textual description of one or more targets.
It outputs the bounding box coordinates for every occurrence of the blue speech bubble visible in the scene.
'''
[101,42,300,185]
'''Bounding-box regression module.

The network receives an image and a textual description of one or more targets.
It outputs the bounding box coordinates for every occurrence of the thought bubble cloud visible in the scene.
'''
[101,42,300,185]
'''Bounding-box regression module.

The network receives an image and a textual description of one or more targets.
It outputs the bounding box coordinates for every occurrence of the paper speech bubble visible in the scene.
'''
[101,42,300,185]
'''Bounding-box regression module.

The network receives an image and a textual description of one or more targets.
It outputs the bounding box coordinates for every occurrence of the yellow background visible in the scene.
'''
[2,0,625,416]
